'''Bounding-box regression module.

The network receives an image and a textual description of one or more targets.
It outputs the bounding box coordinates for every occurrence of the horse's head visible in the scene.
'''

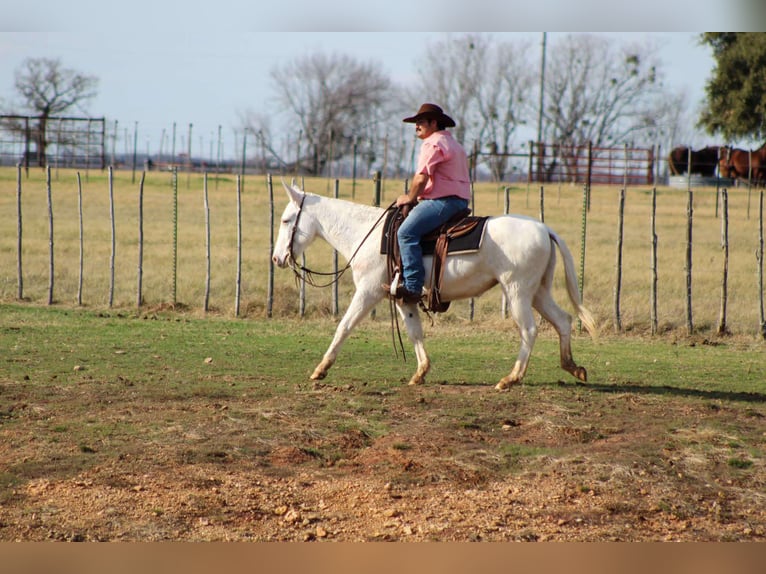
[272,180,315,268]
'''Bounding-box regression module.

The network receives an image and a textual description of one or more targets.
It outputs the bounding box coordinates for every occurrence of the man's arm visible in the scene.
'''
[396,172,429,207]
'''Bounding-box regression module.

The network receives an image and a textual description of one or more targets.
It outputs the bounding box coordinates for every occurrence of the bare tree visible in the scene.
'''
[407,33,486,146]
[539,34,666,182]
[10,58,98,166]
[542,35,663,148]
[401,33,534,181]
[269,51,390,176]
[475,39,535,181]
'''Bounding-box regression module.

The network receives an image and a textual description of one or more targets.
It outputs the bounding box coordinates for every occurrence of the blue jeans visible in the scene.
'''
[397,196,470,293]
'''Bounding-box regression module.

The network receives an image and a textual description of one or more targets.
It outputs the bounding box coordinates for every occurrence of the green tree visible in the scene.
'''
[699,33,766,142]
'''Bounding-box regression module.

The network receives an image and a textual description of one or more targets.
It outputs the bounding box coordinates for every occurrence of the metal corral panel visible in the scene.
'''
[668,175,735,188]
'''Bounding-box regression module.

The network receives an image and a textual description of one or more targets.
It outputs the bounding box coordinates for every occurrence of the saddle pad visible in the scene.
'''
[380,210,489,256]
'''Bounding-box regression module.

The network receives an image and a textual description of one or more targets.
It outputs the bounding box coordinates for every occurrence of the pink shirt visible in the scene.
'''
[415,130,471,201]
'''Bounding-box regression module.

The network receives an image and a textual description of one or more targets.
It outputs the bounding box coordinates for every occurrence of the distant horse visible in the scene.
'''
[719,143,766,185]
[668,145,720,176]
[272,181,597,391]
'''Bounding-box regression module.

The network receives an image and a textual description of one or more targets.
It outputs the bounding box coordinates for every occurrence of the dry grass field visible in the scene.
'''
[1,166,764,338]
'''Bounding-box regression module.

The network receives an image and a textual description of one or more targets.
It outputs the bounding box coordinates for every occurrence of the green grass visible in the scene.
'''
[2,302,764,447]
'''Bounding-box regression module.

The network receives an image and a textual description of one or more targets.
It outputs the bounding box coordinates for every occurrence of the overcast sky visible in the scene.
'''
[2,1,763,157]
[1,32,725,155]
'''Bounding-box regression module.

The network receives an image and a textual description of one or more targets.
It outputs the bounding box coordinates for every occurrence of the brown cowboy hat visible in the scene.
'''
[403,103,456,127]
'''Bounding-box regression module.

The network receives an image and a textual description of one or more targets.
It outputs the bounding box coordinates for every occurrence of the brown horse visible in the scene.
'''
[668,145,721,176]
[719,144,766,185]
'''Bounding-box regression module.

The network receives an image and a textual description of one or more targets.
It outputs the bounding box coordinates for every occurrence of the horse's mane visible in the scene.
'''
[304,192,386,223]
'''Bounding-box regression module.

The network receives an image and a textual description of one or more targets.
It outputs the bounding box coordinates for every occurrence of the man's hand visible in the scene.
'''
[396,172,429,207]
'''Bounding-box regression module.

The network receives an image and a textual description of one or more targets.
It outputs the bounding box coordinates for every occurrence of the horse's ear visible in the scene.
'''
[281,178,304,205]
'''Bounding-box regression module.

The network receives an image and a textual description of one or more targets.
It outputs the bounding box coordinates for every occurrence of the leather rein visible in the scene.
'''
[285,195,394,288]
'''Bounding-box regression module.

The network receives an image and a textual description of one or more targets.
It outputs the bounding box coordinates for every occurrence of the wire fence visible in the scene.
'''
[3,163,765,338]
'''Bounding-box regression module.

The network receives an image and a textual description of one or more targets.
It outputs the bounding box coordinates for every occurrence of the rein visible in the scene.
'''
[286,196,394,288]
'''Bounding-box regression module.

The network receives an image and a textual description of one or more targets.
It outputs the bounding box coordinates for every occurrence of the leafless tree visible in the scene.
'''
[9,58,98,166]
[540,34,666,181]
[644,89,704,171]
[269,51,390,176]
[405,33,485,146]
[474,39,535,181]
[542,35,664,148]
[401,33,534,181]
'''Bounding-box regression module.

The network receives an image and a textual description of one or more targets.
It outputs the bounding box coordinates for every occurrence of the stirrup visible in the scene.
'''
[388,271,401,296]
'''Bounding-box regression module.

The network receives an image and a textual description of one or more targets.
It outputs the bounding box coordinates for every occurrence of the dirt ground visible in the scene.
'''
[2,383,764,542]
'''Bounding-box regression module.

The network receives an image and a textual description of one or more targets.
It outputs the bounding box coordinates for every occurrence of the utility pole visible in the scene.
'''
[536,32,547,145]
[536,32,547,183]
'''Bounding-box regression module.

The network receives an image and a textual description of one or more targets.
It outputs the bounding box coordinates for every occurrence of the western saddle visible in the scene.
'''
[382,204,487,313]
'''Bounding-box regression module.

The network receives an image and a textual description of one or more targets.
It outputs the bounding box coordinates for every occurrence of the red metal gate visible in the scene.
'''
[528,141,656,186]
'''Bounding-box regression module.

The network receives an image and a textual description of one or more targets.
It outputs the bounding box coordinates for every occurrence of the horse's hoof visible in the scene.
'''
[310,370,327,381]
[574,367,587,382]
[408,377,424,386]
[495,379,518,391]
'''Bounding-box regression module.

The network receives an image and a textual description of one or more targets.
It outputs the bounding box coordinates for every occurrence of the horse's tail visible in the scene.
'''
[548,229,598,339]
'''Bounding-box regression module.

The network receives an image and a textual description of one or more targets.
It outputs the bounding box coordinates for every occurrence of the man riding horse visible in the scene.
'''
[385,103,472,304]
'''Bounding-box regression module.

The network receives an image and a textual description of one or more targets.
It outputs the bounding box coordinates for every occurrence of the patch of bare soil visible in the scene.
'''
[2,385,764,542]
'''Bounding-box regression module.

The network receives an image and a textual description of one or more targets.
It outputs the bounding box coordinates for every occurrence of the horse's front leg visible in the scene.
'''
[396,302,430,385]
[311,287,383,381]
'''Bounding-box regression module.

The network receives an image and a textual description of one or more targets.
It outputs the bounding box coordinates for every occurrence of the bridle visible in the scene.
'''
[285,193,393,288]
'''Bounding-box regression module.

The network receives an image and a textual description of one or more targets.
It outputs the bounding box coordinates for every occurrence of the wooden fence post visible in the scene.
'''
[614,188,625,332]
[592,141,593,211]
[747,150,753,220]
[501,186,510,320]
[46,166,54,305]
[686,146,692,176]
[108,166,116,308]
[137,172,145,309]
[300,176,307,318]
[578,183,588,332]
[685,188,694,335]
[759,190,765,339]
[717,188,729,335]
[526,141,533,208]
[172,167,178,305]
[333,179,340,317]
[235,174,242,317]
[267,174,275,319]
[16,164,23,301]
[77,172,84,306]
[650,187,658,335]
[203,172,211,313]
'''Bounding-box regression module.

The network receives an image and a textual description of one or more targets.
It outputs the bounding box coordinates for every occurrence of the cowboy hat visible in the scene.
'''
[403,103,456,128]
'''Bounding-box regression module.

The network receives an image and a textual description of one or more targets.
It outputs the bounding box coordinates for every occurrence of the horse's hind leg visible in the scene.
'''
[533,287,587,382]
[496,293,538,390]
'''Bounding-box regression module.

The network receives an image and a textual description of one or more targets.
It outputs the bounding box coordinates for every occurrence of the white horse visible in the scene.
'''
[272,182,596,390]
